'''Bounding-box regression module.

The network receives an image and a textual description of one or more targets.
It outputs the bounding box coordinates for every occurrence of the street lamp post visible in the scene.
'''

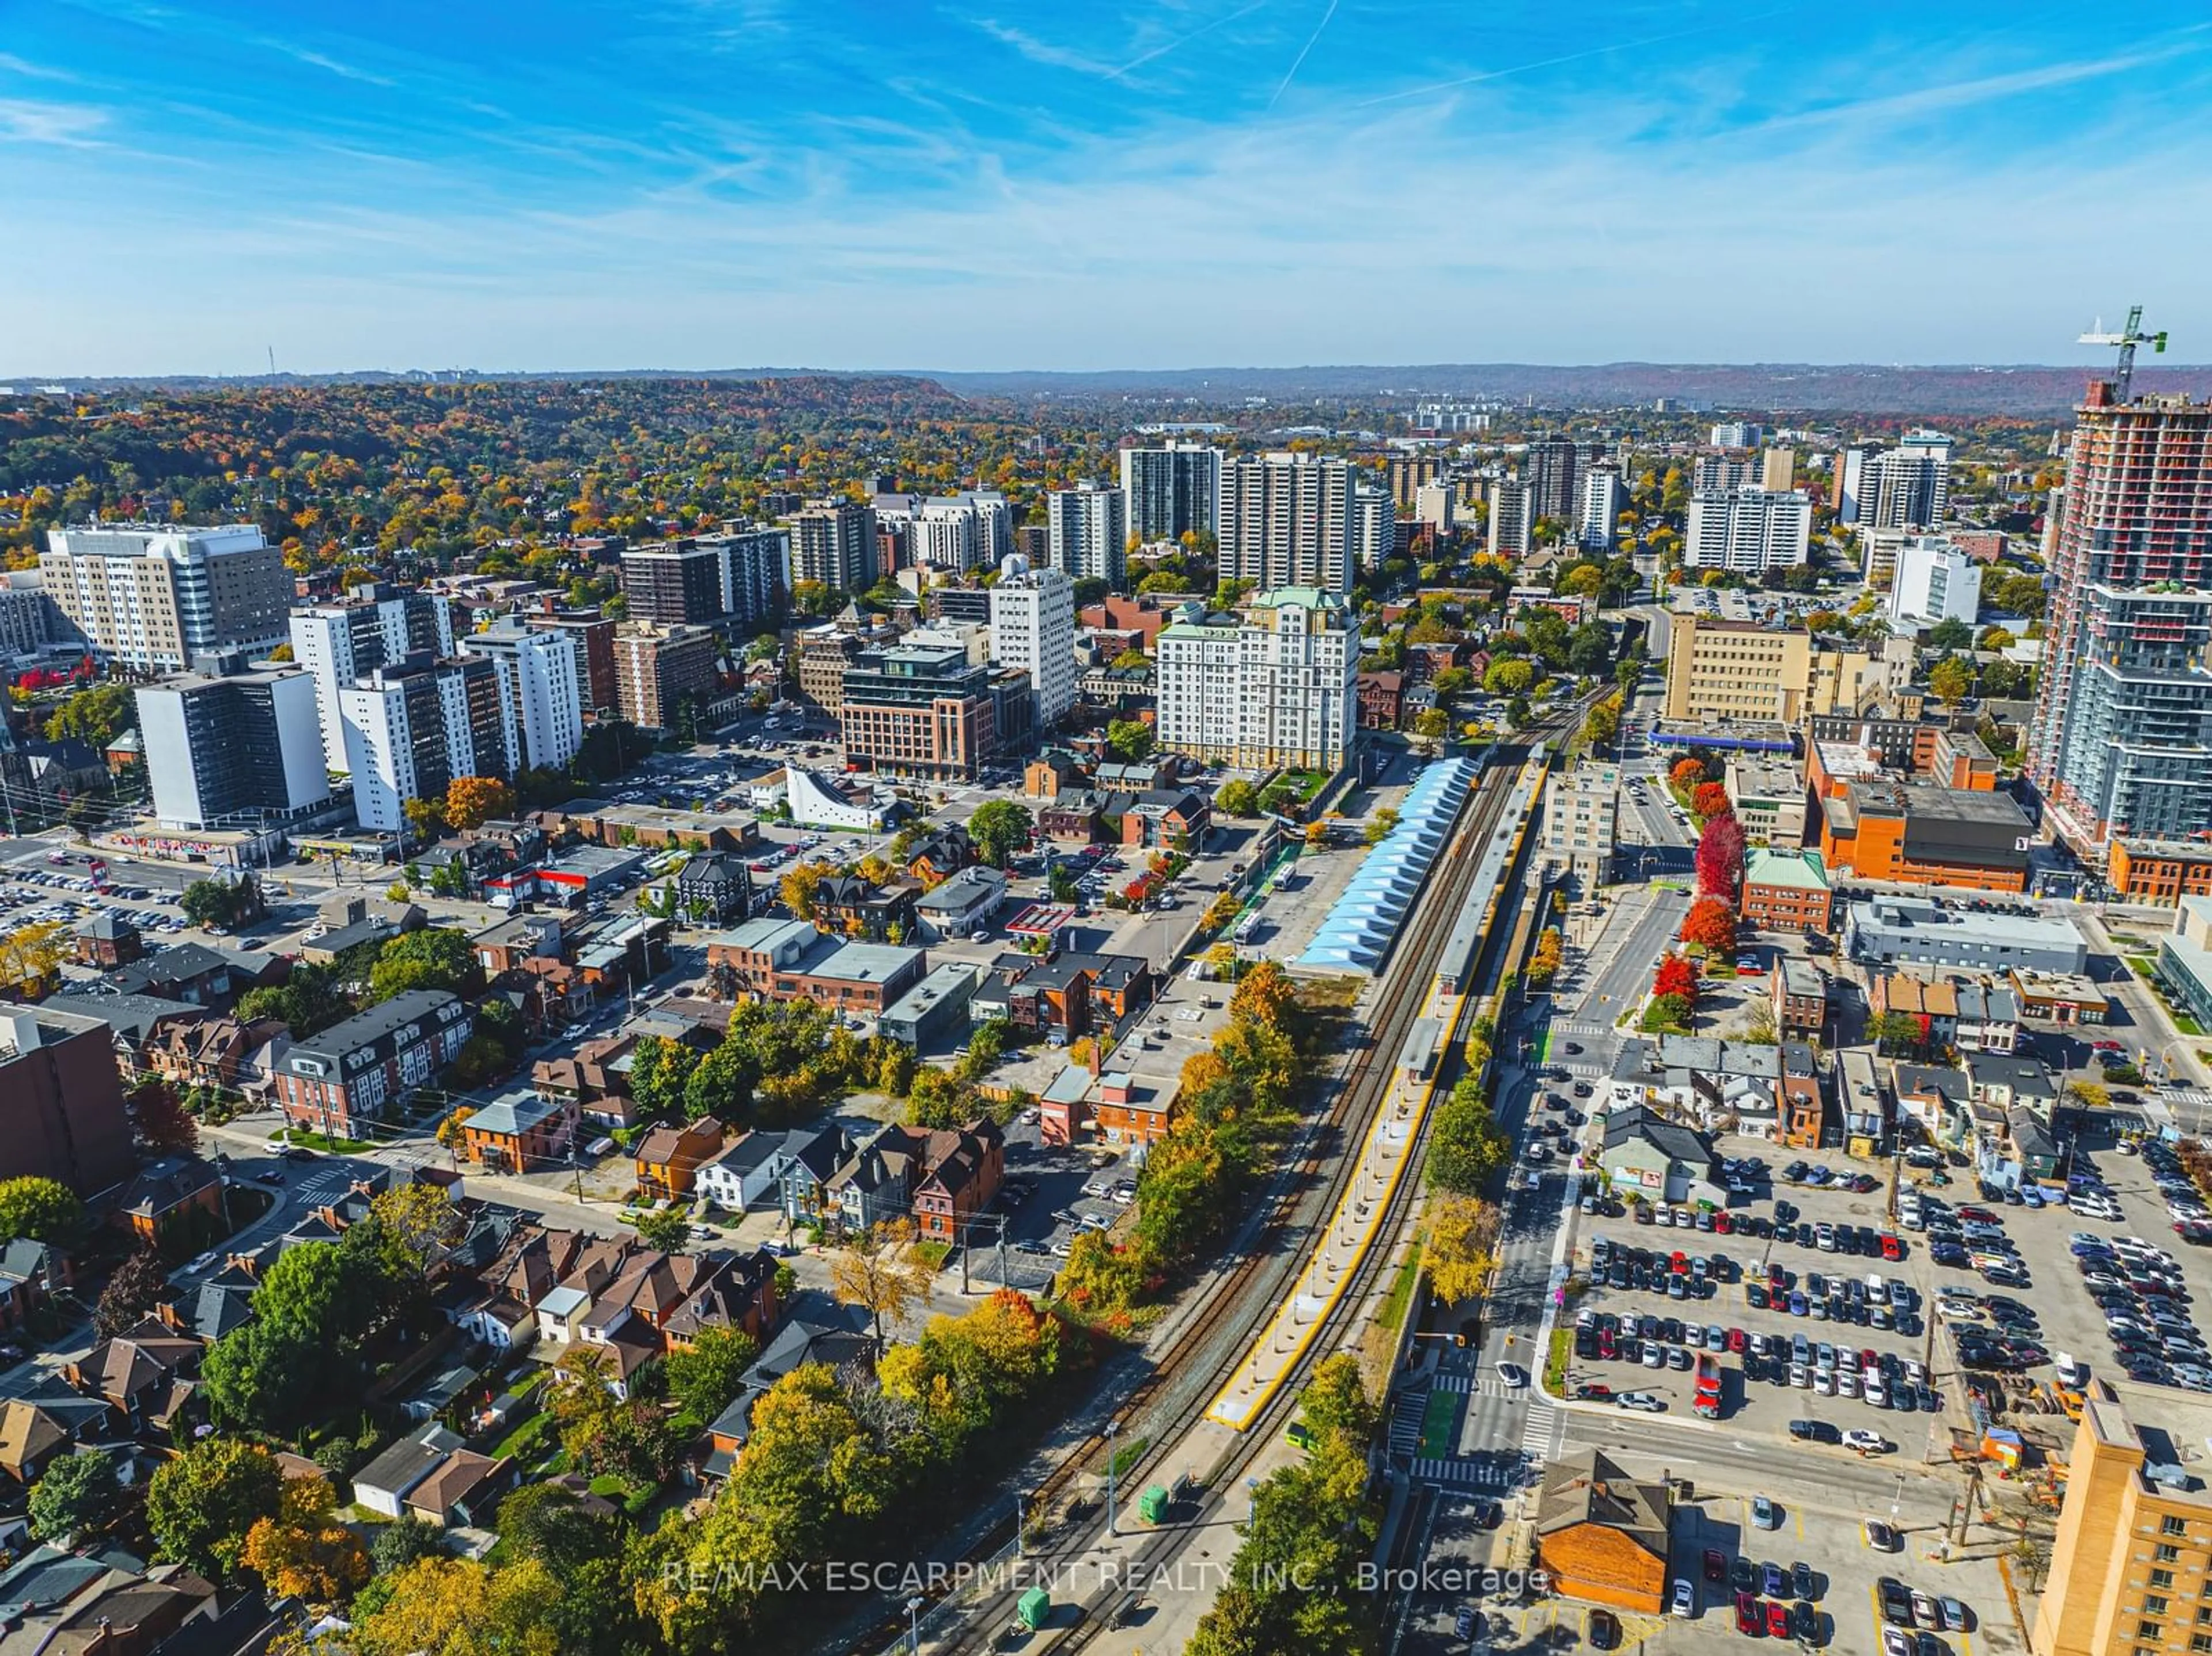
[1104,1422,1121,1536]
[906,1595,923,1654]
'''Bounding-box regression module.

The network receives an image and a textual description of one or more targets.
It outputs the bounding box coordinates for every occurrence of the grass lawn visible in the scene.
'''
[1108,1435,1149,1480]
[268,1127,357,1153]
[1418,1389,1460,1458]
[491,1409,558,1466]
[1376,1252,1423,1335]
[1543,1325,1572,1394]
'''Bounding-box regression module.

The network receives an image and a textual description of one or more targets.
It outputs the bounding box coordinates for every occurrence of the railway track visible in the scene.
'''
[887,732,1566,1656]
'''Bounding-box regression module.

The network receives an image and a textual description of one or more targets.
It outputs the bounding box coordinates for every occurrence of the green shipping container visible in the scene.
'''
[1138,1485,1171,1525]
[1018,1588,1050,1631]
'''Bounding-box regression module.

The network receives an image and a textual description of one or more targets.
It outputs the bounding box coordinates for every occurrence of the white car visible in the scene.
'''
[1842,1429,1891,1454]
[1495,1362,1528,1389]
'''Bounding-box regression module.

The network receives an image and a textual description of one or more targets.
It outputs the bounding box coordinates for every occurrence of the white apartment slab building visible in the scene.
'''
[1044,482,1127,587]
[1684,487,1812,573]
[464,622,585,772]
[1887,537,1982,627]
[1156,587,1358,772]
[41,524,291,671]
[290,588,457,774]
[987,565,1077,730]
[1119,442,1220,542]
[1541,763,1619,886]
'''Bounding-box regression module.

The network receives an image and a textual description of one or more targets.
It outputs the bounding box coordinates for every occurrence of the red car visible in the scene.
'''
[1704,1548,1727,1583]
[1715,1211,1734,1234]
[1671,1250,1690,1274]
[1726,1326,1748,1354]
[1959,1206,1997,1223]
[1735,1591,1761,1635]
[1766,1600,1790,1638]
[1880,1234,1905,1261]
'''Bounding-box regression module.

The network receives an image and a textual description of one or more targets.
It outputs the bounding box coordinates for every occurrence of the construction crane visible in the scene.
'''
[2079,305,2168,401]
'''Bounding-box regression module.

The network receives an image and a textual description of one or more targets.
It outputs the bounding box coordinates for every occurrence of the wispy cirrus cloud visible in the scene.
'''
[0,97,107,145]
[968,17,1120,77]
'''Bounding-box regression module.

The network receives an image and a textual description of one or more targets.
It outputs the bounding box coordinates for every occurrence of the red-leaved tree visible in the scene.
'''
[1653,953,1699,1002]
[1691,780,1733,821]
[1669,757,1706,792]
[1696,812,1747,899]
[1682,897,1737,957]
[127,1079,200,1157]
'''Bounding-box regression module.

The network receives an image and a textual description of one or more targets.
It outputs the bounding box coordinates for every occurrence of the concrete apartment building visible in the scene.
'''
[612,620,719,734]
[135,666,331,832]
[838,642,1001,782]
[2028,388,2212,853]
[1523,436,1580,524]
[1723,755,1810,846]
[1578,467,1626,551]
[0,1006,137,1199]
[1540,763,1619,886]
[1218,453,1355,594]
[1487,476,1531,559]
[1156,588,1358,774]
[290,587,457,773]
[1888,536,1982,626]
[525,608,618,714]
[1663,612,1873,724]
[1861,429,1954,530]
[620,539,725,625]
[1044,482,1127,587]
[1684,487,1813,573]
[2033,1380,2212,1656]
[339,655,513,833]
[1120,442,1221,541]
[987,566,1076,730]
[785,499,877,593]
[464,622,584,773]
[42,524,291,670]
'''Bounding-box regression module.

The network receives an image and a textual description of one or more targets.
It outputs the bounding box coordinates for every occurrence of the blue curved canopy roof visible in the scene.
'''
[1295,754,1482,973]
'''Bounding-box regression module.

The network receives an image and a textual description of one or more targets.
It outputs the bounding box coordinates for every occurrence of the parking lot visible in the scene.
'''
[1452,1488,2016,1655]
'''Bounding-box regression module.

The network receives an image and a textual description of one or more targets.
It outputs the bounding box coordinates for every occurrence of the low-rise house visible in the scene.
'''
[1596,1104,1724,1207]
[0,1401,73,1487]
[472,912,564,979]
[826,1126,930,1234]
[0,1545,221,1654]
[74,911,143,969]
[1870,971,2021,1055]
[1771,959,1827,1040]
[1117,787,1210,851]
[1964,1052,2056,1117]
[115,1155,226,1253]
[636,1118,726,1202]
[39,993,210,1083]
[110,941,286,1010]
[877,962,983,1051]
[912,866,1006,944]
[352,1424,468,1519]
[662,1249,782,1347]
[0,1240,64,1336]
[911,1119,1005,1245]
[1605,1037,1779,1138]
[699,1314,874,1476]
[675,852,753,926]
[463,1092,580,1176]
[532,1034,638,1129]
[1089,1070,1181,1147]
[902,825,974,886]
[693,1124,854,1220]
[1778,1041,1824,1149]
[145,1014,289,1093]
[275,990,475,1139]
[64,1329,202,1438]
[814,877,919,943]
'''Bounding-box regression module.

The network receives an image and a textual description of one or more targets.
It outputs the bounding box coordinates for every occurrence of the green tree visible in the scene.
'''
[683,1041,752,1124]
[180,877,249,930]
[28,1449,123,1543]
[1426,1077,1510,1195]
[630,1036,699,1123]
[663,1325,760,1421]
[0,1176,83,1244]
[1482,657,1534,696]
[1929,657,1974,704]
[1216,778,1259,817]
[967,799,1034,868]
[1105,718,1155,761]
[368,927,479,1001]
[145,1437,283,1579]
[369,1515,448,1576]
[42,680,136,747]
[1927,617,1974,651]
[635,1208,692,1251]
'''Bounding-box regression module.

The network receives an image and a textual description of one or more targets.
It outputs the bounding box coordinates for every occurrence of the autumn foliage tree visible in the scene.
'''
[442,775,516,831]
[127,1079,200,1156]
[1653,952,1699,1003]
[240,1473,370,1601]
[1681,897,1737,957]
[1691,780,1732,821]
[1695,811,1747,899]
[1669,757,1707,793]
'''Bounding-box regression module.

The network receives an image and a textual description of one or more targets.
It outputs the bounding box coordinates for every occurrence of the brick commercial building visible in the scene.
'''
[705,919,930,1018]
[1740,848,1835,934]
[1533,1449,1672,1615]
[1771,959,1828,1040]
[2034,1379,2212,1656]
[2107,838,2212,905]
[275,991,475,1139]
[838,642,999,782]
[1818,780,2032,892]
[0,1007,137,1199]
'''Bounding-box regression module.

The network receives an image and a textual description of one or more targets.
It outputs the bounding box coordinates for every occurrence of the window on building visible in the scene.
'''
[2154,1568,2179,1589]
[2169,1518,2192,1539]
[2150,1595,2173,1616]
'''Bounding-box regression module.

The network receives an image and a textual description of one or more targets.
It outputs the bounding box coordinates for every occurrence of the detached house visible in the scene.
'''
[814,877,919,943]
[636,1118,727,1202]
[911,1119,1005,1245]
[532,1033,638,1128]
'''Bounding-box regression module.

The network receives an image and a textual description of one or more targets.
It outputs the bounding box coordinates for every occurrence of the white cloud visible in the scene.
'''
[0,98,107,146]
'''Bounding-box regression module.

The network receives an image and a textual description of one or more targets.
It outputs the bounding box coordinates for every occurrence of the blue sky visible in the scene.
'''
[3,0,2211,374]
